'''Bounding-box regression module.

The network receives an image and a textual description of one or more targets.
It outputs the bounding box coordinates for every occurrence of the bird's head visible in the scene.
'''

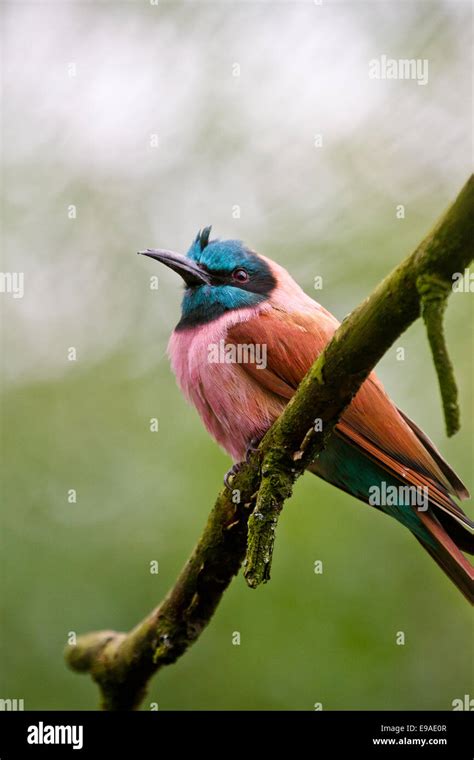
[139,226,277,329]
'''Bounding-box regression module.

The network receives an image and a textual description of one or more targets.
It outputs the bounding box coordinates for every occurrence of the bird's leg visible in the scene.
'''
[245,435,263,462]
[224,436,263,489]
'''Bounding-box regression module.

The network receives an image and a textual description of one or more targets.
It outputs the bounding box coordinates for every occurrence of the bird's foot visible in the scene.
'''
[224,438,263,489]
[224,462,244,489]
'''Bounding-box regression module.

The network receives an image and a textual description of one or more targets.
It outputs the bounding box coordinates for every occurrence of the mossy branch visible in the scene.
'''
[417,273,460,436]
[65,176,474,709]
[244,449,293,587]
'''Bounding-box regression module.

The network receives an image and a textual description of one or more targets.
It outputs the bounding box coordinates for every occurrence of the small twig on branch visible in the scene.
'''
[417,273,460,436]
[244,449,293,587]
[65,176,474,710]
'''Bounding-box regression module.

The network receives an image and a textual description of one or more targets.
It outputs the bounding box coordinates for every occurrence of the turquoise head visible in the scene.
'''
[139,226,276,329]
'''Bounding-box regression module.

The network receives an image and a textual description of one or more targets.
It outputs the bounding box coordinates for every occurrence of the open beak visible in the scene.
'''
[137,248,210,287]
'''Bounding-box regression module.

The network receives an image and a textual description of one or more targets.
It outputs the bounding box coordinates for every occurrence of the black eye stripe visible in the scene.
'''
[195,264,249,278]
[198,265,234,278]
[194,265,248,284]
[189,253,276,295]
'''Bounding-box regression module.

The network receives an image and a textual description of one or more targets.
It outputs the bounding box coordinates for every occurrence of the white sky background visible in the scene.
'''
[1,0,471,384]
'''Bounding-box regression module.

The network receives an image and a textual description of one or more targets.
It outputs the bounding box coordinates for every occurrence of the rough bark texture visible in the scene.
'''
[65,176,474,710]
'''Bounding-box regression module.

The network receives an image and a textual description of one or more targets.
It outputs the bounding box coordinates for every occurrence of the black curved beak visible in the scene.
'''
[137,249,210,287]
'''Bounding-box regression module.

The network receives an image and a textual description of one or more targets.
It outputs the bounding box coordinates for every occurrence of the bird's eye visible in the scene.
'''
[232,268,249,284]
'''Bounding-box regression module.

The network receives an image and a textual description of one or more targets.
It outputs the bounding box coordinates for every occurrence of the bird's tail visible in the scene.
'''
[310,432,474,603]
[415,509,474,604]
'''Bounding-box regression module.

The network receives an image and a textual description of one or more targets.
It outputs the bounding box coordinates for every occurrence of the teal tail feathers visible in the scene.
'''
[311,434,474,604]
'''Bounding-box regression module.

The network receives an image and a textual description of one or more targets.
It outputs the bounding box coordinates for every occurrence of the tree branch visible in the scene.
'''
[65,176,474,709]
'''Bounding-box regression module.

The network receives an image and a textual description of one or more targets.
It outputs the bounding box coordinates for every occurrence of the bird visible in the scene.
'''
[139,226,474,603]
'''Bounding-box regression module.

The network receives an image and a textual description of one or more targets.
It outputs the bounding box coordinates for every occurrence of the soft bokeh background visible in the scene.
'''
[1,0,472,710]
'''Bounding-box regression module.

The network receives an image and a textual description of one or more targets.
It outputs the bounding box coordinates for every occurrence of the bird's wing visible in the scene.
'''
[396,407,469,499]
[227,307,471,527]
[228,306,333,397]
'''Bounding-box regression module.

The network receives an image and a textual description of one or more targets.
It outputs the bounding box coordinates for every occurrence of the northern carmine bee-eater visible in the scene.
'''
[139,227,474,602]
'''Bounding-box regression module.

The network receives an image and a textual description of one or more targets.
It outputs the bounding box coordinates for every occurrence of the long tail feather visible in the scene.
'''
[416,510,474,604]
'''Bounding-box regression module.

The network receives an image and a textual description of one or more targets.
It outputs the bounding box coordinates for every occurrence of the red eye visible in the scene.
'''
[232,268,249,283]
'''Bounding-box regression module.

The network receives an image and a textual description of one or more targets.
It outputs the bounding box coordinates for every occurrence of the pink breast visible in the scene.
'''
[168,305,284,461]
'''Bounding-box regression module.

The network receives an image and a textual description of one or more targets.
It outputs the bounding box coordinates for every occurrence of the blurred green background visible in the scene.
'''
[1,0,472,710]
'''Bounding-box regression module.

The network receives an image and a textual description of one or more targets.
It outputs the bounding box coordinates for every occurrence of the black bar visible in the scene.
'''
[0,711,471,757]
